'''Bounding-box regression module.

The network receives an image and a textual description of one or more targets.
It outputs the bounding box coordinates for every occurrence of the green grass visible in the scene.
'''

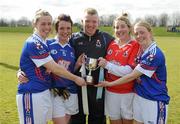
[0,27,180,124]
[1,26,180,37]
[153,27,180,37]
[0,27,33,33]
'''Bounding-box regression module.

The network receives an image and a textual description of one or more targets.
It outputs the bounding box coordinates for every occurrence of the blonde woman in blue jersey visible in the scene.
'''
[96,21,170,124]
[16,10,86,124]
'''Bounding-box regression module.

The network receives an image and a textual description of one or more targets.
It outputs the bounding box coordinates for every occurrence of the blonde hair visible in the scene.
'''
[84,8,98,16]
[113,13,132,38]
[134,20,154,40]
[113,13,132,29]
[134,20,152,33]
[32,9,52,25]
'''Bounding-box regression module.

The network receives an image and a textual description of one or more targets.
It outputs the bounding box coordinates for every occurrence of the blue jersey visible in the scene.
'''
[47,39,77,93]
[134,42,170,104]
[18,33,53,94]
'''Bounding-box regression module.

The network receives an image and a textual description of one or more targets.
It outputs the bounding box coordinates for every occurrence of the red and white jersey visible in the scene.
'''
[105,39,140,93]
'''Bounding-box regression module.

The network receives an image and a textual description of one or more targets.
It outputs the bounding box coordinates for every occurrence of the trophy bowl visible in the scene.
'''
[85,57,99,84]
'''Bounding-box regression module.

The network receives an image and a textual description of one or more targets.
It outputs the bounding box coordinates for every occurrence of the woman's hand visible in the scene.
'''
[98,57,107,68]
[95,81,110,87]
[17,70,29,83]
[74,76,87,86]
[74,53,85,71]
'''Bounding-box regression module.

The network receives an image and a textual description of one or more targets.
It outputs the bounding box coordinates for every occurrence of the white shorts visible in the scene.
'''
[16,89,52,124]
[52,93,79,118]
[133,94,168,124]
[105,90,134,120]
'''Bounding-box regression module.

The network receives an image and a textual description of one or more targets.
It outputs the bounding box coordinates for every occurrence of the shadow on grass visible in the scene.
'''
[0,62,19,71]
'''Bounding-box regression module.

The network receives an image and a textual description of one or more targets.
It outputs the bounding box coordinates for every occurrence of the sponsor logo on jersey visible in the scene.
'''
[78,42,83,45]
[57,59,71,69]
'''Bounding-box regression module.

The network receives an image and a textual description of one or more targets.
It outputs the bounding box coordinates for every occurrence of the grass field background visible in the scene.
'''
[0,27,180,124]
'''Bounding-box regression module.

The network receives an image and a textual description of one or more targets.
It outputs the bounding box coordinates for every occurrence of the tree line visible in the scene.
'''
[0,12,180,27]
[99,11,180,27]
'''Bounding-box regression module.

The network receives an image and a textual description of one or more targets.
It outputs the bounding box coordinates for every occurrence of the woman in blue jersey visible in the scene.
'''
[16,9,86,124]
[47,14,82,124]
[96,21,170,124]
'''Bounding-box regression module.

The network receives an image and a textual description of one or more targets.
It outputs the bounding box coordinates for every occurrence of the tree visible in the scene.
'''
[0,18,8,26]
[17,17,31,26]
[158,13,168,27]
[144,15,157,27]
[171,12,180,26]
[9,19,17,27]
[100,14,117,26]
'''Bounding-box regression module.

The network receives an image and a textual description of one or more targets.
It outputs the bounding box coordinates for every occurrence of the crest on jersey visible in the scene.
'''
[123,51,129,57]
[96,39,101,47]
[107,49,113,55]
[34,41,43,50]
[51,49,57,54]
[135,56,140,64]
[147,54,154,62]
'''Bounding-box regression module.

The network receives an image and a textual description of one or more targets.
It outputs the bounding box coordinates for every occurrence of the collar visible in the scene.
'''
[141,41,156,57]
[54,36,71,48]
[115,38,133,48]
[80,29,100,38]
[33,33,47,46]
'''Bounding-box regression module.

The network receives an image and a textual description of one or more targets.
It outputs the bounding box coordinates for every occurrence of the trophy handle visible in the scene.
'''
[94,65,100,70]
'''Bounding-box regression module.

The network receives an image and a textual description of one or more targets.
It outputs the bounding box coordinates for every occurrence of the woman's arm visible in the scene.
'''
[96,69,143,87]
[43,60,86,86]
[17,60,86,86]
[105,62,133,76]
[98,57,133,76]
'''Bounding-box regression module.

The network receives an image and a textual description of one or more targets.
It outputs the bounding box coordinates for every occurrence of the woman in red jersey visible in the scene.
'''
[98,13,140,124]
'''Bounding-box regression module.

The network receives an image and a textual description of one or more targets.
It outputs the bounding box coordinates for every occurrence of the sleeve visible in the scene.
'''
[128,42,140,68]
[27,41,53,67]
[105,62,133,77]
[135,51,161,78]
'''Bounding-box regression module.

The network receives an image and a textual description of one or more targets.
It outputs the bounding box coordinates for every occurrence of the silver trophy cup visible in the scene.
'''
[85,57,99,84]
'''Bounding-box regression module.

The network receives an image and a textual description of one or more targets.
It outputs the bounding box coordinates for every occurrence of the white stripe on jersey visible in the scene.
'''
[32,55,53,67]
[135,64,155,78]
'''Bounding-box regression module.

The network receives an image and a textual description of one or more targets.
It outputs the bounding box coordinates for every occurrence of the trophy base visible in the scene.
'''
[86,76,94,85]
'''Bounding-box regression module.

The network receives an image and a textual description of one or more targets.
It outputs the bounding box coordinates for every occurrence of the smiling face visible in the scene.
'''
[82,13,99,36]
[34,16,52,40]
[57,20,72,43]
[134,24,152,48]
[114,20,131,42]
